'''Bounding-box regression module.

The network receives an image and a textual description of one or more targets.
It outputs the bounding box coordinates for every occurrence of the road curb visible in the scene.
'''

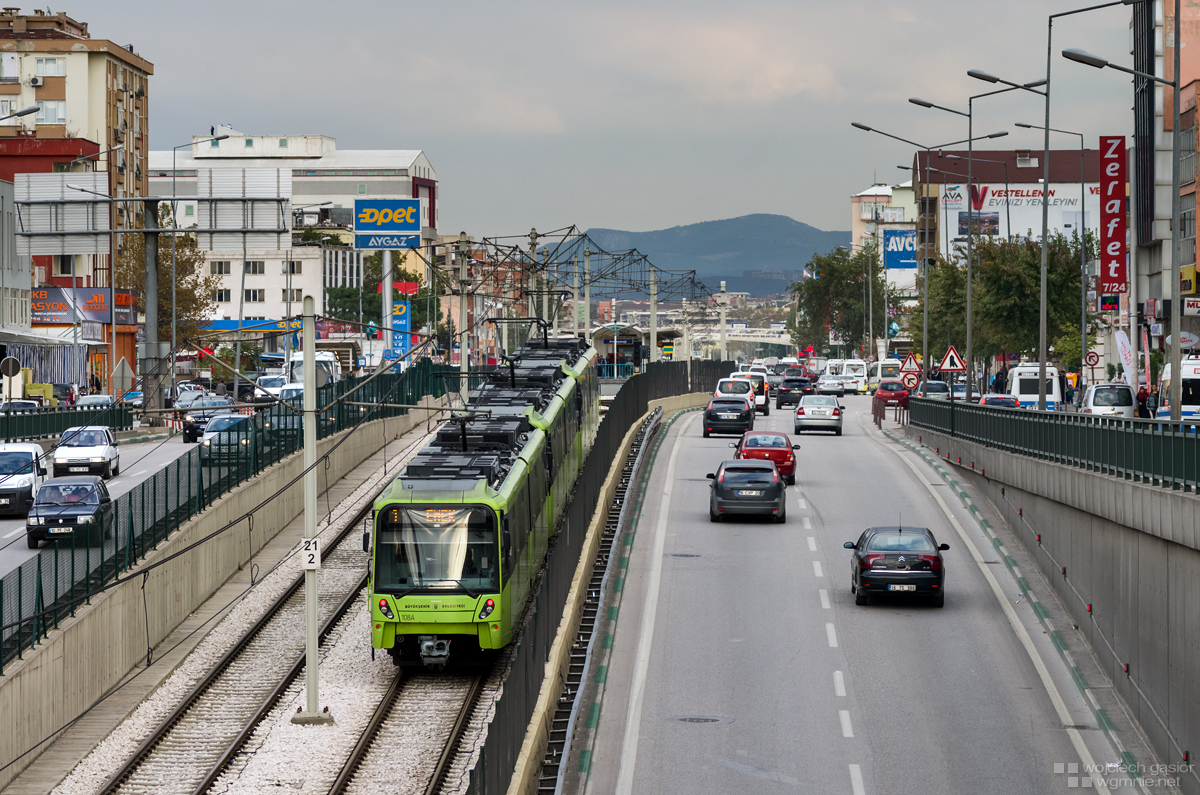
[883,427,1145,785]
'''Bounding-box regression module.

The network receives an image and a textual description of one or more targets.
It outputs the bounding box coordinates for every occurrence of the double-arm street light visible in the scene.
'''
[852,122,1008,380]
[1063,30,1181,420]
[966,0,1147,411]
[910,82,1043,402]
[1016,121,1090,390]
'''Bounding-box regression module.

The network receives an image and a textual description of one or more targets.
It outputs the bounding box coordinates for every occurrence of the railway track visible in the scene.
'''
[328,671,485,795]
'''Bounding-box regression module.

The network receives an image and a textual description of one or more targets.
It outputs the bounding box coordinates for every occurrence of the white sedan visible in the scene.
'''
[53,426,120,479]
[816,376,845,396]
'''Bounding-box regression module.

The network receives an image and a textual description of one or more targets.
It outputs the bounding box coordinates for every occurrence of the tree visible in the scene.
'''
[115,206,223,347]
[790,244,896,357]
[215,342,262,374]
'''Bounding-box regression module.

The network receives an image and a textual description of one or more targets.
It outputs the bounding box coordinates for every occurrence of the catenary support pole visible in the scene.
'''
[573,257,579,338]
[584,246,591,343]
[719,280,728,360]
[649,264,658,365]
[459,232,470,401]
[142,199,162,424]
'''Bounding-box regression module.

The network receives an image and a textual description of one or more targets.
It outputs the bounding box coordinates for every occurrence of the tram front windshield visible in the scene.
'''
[376,505,499,594]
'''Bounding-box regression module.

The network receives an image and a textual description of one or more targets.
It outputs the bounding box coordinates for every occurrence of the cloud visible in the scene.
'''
[587,12,837,104]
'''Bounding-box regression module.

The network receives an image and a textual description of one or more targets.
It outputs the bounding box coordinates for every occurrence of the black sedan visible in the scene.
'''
[775,377,812,408]
[707,459,786,523]
[25,476,113,548]
[845,526,948,607]
[703,397,755,438]
[182,398,234,443]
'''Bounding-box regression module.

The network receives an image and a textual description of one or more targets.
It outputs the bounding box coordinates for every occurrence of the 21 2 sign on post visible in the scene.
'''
[1099,135,1127,294]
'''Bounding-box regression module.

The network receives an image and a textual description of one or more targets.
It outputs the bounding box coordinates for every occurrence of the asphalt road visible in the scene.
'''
[585,397,1145,795]
[0,435,193,579]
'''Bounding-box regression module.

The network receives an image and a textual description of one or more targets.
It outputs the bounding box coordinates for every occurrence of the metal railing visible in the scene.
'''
[0,360,456,672]
[0,404,133,442]
[909,397,1200,492]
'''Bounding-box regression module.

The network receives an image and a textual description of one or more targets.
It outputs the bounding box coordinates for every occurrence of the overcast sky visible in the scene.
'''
[75,0,1132,235]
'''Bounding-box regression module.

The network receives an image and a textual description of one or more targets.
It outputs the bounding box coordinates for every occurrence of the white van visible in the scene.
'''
[826,359,845,376]
[286,351,342,386]
[1005,364,1062,410]
[1156,358,1200,419]
[1081,384,1136,418]
[868,359,902,393]
[0,443,47,517]
[842,359,868,393]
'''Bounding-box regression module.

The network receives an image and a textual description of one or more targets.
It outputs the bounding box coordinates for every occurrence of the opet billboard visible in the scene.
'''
[353,199,422,249]
[938,182,1099,243]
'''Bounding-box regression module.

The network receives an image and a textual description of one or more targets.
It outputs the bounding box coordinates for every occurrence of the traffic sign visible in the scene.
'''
[938,346,965,373]
[900,353,920,373]
[901,372,919,389]
[1084,351,1100,367]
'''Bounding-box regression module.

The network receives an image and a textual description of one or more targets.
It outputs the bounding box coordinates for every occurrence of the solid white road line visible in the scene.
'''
[807,536,816,551]
[812,561,824,578]
[819,589,831,609]
[849,764,866,795]
[803,516,812,530]
[834,670,846,696]
[3,526,24,539]
[826,622,838,647]
[615,411,697,795]
[839,709,854,738]
[882,436,1113,795]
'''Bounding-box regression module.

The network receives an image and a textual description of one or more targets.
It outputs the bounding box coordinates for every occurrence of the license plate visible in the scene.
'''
[0,498,9,505]
[814,411,829,416]
[70,467,88,472]
[719,413,740,419]
[737,490,763,496]
[49,527,72,534]
[888,584,917,591]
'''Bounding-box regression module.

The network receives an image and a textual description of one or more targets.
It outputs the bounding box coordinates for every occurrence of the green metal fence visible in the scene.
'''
[0,360,456,672]
[0,404,133,442]
[909,397,1200,492]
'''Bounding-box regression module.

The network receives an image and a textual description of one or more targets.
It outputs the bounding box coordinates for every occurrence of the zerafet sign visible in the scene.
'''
[354,199,422,250]
[1098,135,1128,294]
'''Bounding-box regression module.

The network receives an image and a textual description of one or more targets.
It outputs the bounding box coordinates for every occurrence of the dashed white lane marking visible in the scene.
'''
[807,536,816,551]
[849,764,866,795]
[834,670,846,696]
[3,526,23,539]
[132,470,147,477]
[812,561,823,578]
[797,498,807,509]
[826,623,838,647]
[839,710,854,738]
[803,516,812,530]
[819,589,831,609]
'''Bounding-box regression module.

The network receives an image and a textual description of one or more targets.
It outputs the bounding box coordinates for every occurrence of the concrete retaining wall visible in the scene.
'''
[648,391,711,415]
[908,426,1200,792]
[0,400,443,789]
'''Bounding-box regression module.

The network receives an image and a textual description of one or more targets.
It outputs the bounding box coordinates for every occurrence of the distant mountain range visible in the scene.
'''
[586,214,850,297]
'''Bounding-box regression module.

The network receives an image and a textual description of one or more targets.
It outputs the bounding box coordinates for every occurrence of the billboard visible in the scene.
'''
[354,199,421,249]
[1099,135,1128,293]
[883,229,917,269]
[31,288,136,325]
[938,182,1098,244]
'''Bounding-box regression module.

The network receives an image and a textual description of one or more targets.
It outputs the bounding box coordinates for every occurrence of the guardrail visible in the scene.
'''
[908,397,1200,492]
[0,359,458,672]
[0,404,133,442]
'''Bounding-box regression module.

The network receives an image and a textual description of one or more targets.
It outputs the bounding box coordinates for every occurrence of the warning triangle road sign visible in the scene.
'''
[938,346,965,373]
[899,353,920,373]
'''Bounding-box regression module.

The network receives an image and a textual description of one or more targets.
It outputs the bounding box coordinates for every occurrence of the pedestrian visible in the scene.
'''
[1148,385,1160,418]
[210,125,215,135]
[1137,384,1149,418]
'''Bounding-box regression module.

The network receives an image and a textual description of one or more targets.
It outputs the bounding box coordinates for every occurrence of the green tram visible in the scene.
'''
[368,338,600,667]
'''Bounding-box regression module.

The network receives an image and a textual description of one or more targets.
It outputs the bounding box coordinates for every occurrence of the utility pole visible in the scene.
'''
[719,280,728,360]
[541,248,549,328]
[292,294,333,726]
[552,258,560,336]
[383,249,394,364]
[528,228,538,344]
[584,246,591,344]
[572,256,580,338]
[649,263,658,365]
[458,232,470,401]
[141,199,163,424]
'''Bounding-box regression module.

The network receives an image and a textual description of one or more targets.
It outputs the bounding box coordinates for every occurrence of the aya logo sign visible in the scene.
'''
[1099,136,1127,293]
[942,185,965,210]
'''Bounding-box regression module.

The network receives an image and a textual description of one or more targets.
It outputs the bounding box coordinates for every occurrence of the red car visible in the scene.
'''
[730,431,799,485]
[873,380,909,408]
[978,395,1020,408]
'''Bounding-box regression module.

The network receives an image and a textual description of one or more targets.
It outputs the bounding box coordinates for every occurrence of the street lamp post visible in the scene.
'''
[1016,122,1089,388]
[911,82,1042,402]
[1064,34,1182,419]
[851,122,1008,381]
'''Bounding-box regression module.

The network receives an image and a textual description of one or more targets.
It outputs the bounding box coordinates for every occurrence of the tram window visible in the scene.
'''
[376,506,499,593]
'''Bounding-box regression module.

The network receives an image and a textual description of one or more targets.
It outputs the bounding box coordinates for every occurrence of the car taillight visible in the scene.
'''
[479,597,495,619]
[832,408,841,416]
[860,553,884,569]
[773,469,780,484]
[707,402,715,411]
[918,554,943,570]
[796,408,805,415]
[718,469,725,484]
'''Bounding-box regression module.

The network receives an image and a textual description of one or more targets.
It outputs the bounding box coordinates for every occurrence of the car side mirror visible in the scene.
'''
[37,466,46,476]
[728,443,736,448]
[706,472,716,479]
[24,498,33,508]
[362,531,371,553]
[843,541,856,549]
[792,444,800,450]
[939,543,950,551]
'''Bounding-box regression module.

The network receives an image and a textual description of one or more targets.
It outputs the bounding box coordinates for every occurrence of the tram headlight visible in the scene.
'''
[479,598,495,619]
[377,598,394,620]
